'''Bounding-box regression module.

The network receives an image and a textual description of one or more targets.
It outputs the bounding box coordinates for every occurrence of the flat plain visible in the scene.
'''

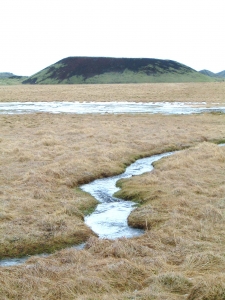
[0,82,225,104]
[0,83,225,299]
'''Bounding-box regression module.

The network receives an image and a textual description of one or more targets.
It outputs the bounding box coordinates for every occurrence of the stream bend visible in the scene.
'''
[0,151,173,266]
[81,151,173,239]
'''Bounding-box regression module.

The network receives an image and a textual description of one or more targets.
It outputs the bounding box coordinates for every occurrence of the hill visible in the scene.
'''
[0,75,28,85]
[0,72,14,78]
[199,69,225,79]
[22,57,214,84]
[216,70,225,77]
[199,69,218,78]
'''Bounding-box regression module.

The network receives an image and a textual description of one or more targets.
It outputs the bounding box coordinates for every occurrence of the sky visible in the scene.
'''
[1,0,225,76]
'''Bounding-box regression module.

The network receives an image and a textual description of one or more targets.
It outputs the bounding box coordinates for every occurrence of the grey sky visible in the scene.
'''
[1,0,224,76]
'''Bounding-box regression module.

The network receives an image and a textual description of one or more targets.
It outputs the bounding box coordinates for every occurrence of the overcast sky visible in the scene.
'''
[1,0,224,76]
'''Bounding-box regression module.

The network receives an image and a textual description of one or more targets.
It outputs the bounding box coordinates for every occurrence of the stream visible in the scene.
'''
[0,139,224,266]
[81,152,173,238]
[0,151,174,267]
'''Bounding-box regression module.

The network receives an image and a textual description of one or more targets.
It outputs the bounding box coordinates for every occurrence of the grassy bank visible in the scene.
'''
[0,82,225,104]
[0,114,224,298]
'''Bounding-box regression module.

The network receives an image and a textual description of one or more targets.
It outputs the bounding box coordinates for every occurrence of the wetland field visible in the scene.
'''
[0,83,225,299]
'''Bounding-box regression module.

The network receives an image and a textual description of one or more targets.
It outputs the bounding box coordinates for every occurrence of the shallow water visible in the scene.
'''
[81,152,173,239]
[0,101,225,114]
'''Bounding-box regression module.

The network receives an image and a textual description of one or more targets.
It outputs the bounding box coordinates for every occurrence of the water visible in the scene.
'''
[0,101,225,114]
[0,257,28,267]
[81,152,173,239]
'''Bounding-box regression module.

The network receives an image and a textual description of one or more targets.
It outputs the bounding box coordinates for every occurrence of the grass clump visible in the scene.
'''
[156,273,193,294]
[187,276,225,300]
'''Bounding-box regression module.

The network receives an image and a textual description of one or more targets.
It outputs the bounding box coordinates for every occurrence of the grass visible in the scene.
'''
[0,116,225,299]
[55,69,213,84]
[1,112,225,259]
[0,83,225,298]
[0,82,225,103]
[83,69,213,84]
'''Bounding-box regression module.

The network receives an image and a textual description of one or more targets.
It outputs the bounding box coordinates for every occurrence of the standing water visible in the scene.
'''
[0,101,225,114]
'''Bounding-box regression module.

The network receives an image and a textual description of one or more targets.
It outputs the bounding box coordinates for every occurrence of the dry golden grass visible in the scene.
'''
[0,110,225,299]
[0,82,225,299]
[0,82,225,104]
[114,142,225,299]
[0,112,224,258]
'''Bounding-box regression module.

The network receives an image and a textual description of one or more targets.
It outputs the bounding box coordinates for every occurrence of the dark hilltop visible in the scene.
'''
[22,57,213,84]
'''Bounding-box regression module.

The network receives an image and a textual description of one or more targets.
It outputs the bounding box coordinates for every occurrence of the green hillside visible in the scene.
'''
[0,75,28,85]
[23,57,214,84]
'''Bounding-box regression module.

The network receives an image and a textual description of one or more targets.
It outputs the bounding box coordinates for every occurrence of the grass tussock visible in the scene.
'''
[187,275,225,300]
[0,105,225,298]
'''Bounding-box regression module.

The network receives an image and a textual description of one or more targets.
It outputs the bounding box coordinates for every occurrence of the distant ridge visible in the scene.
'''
[216,70,225,78]
[199,69,225,79]
[0,73,28,85]
[22,57,214,84]
[0,72,14,78]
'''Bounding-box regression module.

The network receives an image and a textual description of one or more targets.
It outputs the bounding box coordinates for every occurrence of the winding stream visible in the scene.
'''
[81,152,173,238]
[0,100,224,266]
[1,142,224,267]
[0,151,174,267]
